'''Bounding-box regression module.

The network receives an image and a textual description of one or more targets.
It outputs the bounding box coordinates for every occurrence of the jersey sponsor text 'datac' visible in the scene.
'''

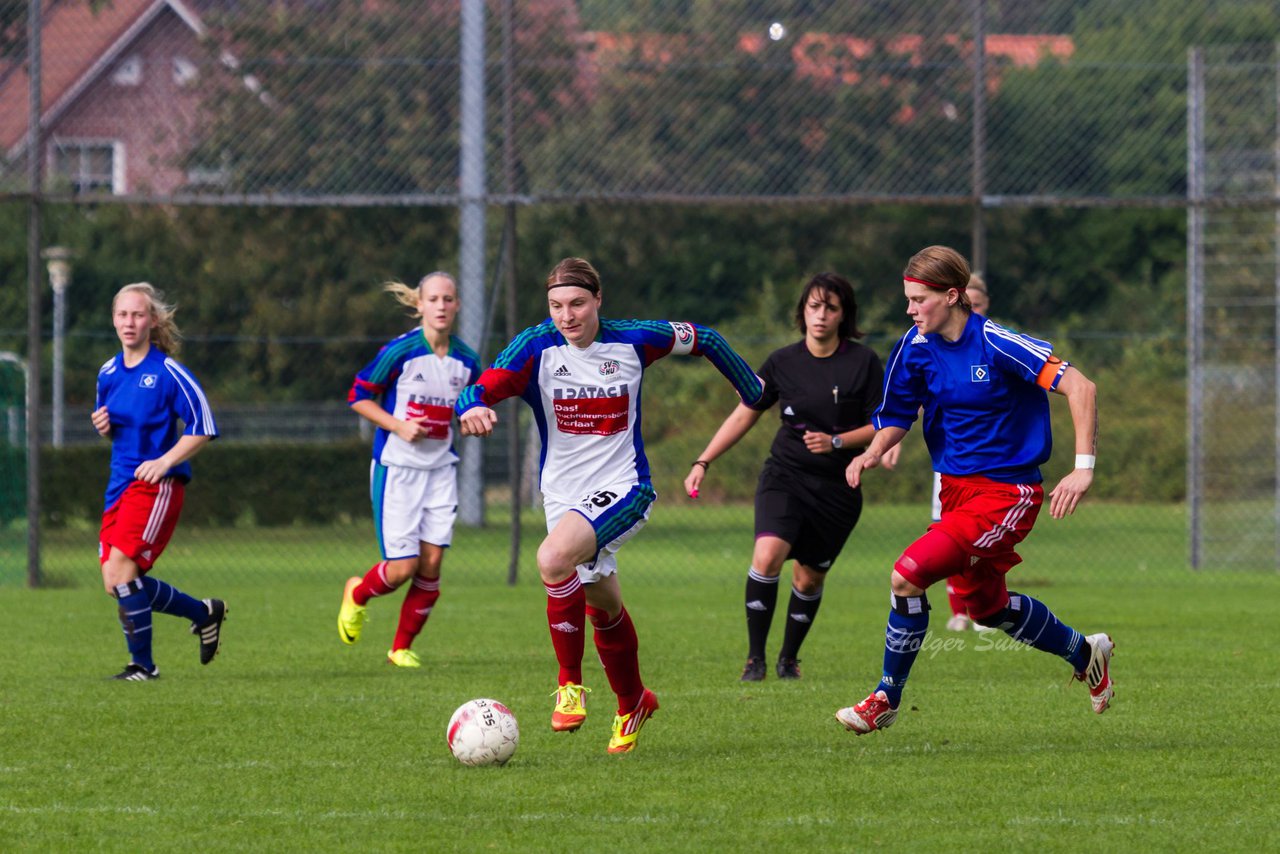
[456,319,762,503]
[349,330,482,471]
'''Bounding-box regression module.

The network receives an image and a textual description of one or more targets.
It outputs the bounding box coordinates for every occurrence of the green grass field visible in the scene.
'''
[2,504,1278,851]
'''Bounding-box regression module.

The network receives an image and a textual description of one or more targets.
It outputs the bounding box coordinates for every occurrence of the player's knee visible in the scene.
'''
[794,577,823,596]
[791,565,825,595]
[384,558,417,586]
[890,560,924,596]
[536,545,575,583]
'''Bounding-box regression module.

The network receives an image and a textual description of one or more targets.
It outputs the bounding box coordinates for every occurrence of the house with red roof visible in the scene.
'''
[0,0,218,195]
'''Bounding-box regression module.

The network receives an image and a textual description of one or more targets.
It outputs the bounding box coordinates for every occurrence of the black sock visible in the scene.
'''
[779,586,823,659]
[744,568,779,659]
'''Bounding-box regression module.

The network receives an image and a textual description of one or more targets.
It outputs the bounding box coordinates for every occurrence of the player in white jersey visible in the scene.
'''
[337,273,482,668]
[457,257,764,754]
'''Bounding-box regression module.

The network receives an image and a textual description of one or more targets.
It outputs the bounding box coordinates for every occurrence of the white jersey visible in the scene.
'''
[349,330,482,470]
[456,318,763,503]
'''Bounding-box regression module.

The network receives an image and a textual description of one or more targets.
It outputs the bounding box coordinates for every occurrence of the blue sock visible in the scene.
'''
[876,593,930,707]
[114,581,155,670]
[990,592,1088,671]
[140,576,208,623]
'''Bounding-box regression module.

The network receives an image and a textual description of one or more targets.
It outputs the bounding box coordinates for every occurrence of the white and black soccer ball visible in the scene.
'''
[446,698,519,766]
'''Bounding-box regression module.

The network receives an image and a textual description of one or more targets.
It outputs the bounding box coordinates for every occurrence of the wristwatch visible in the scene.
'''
[831,435,844,450]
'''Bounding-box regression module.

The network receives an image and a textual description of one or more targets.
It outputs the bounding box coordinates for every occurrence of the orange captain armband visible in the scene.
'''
[1035,356,1068,390]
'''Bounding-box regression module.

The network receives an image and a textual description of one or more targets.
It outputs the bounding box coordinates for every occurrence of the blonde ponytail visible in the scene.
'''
[383,271,457,319]
[383,280,421,317]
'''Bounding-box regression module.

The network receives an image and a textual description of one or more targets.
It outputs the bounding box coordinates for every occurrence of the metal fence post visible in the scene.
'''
[1186,46,1204,570]
[970,0,987,274]
[25,0,43,588]
[458,0,487,527]
[1274,42,1280,569]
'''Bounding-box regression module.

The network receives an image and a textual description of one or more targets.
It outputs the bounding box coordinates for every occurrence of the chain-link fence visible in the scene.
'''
[3,0,1280,588]
[1189,43,1280,568]
[1,0,1200,205]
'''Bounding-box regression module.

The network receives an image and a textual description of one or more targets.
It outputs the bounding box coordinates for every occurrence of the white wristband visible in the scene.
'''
[1075,454,1096,470]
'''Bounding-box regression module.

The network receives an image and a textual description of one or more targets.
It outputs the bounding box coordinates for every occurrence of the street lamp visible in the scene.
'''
[41,246,72,448]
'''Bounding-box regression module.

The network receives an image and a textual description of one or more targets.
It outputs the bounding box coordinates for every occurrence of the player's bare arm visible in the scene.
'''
[803,422,876,456]
[846,425,907,488]
[134,434,212,484]
[685,403,763,497]
[351,398,432,443]
[1047,365,1098,519]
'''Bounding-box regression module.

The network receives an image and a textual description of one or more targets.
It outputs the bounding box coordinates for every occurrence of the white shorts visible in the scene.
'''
[542,481,655,584]
[371,461,458,560]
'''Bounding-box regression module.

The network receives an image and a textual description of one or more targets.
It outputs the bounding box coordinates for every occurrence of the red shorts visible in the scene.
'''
[894,475,1043,620]
[99,478,186,572]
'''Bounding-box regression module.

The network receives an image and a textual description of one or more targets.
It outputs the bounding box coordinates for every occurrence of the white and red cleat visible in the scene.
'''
[835,690,898,735]
[1075,633,1115,714]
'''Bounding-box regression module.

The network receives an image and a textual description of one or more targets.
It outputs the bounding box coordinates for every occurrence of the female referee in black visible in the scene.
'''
[685,272,886,681]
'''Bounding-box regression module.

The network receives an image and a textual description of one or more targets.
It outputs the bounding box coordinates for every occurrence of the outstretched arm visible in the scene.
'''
[684,403,765,497]
[1047,365,1097,519]
[454,350,536,439]
[687,326,764,406]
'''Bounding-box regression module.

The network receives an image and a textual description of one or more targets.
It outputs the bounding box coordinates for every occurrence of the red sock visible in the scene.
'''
[392,577,440,651]
[946,582,966,619]
[589,605,643,713]
[545,576,586,685]
[353,561,398,606]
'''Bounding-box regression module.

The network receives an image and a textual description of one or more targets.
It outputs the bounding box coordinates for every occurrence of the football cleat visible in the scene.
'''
[835,690,898,735]
[1074,633,1115,714]
[945,613,973,632]
[337,576,367,645]
[607,688,659,754]
[192,598,227,665]
[551,682,591,732]
[775,656,802,680]
[386,648,422,668]
[740,656,766,682]
[111,662,159,681]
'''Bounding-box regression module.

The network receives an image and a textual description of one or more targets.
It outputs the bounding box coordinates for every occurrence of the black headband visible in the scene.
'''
[547,281,599,294]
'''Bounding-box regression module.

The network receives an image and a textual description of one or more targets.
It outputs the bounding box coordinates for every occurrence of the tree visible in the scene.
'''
[187,0,589,198]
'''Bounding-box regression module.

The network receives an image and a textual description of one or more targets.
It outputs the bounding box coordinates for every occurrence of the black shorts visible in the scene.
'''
[753,459,863,571]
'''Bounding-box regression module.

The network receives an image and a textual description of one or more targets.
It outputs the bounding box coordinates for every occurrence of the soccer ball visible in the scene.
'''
[446,698,519,766]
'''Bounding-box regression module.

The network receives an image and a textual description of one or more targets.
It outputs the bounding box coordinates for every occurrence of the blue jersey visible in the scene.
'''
[875,314,1066,484]
[348,330,482,470]
[95,345,218,508]
[457,318,762,502]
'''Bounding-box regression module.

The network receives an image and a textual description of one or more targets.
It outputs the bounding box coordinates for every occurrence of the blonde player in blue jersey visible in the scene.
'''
[837,245,1114,735]
[337,272,481,667]
[457,257,764,754]
[92,283,224,681]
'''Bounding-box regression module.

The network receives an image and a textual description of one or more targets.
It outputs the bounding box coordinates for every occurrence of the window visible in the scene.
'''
[112,55,142,86]
[50,140,122,193]
[173,56,198,87]
[186,150,231,189]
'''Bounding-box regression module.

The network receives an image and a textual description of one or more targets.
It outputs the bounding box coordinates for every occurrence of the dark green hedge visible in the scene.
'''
[42,441,371,527]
